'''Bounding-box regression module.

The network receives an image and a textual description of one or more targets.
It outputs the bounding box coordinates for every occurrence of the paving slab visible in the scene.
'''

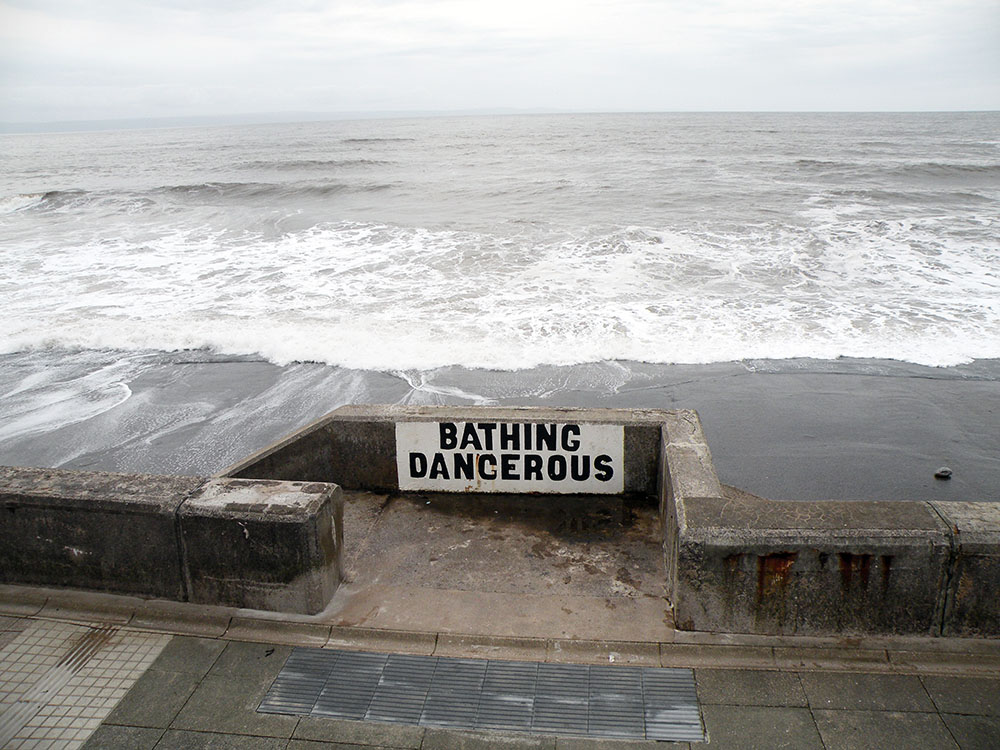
[288,740,398,750]
[813,709,959,750]
[554,738,689,750]
[293,716,425,748]
[81,724,164,749]
[149,635,227,676]
[921,676,1000,715]
[699,705,824,749]
[422,728,557,750]
[103,668,202,728]
[205,640,292,682]
[155,728,289,749]
[695,668,808,707]
[170,673,299,738]
[799,672,936,712]
[940,714,1000,750]
[0,615,28,631]
[0,619,170,748]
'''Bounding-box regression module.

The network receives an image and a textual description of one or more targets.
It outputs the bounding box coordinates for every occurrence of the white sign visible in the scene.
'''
[395,421,624,494]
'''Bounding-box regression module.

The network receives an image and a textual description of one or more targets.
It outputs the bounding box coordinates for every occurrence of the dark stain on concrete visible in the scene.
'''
[838,552,873,592]
[756,552,797,600]
[880,555,893,591]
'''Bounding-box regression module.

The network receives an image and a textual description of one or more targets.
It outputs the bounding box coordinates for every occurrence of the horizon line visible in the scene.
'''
[2,108,997,135]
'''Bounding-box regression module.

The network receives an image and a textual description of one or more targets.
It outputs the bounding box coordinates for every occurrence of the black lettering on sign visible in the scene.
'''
[548,454,567,481]
[409,452,427,478]
[594,454,614,482]
[396,421,623,494]
[429,453,448,480]
[524,454,543,480]
[500,422,520,450]
[477,453,497,480]
[461,423,483,450]
[439,423,457,449]
[561,424,581,452]
[478,422,497,450]
[454,452,474,480]
[537,424,557,451]
[501,453,520,480]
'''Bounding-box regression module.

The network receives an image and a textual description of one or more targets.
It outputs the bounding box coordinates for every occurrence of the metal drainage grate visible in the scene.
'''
[259,648,704,742]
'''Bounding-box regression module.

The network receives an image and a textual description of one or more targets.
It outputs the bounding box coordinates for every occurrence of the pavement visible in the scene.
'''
[2,583,999,750]
[2,489,999,749]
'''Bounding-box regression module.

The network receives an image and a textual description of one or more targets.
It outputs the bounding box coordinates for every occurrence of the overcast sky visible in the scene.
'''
[1,0,998,123]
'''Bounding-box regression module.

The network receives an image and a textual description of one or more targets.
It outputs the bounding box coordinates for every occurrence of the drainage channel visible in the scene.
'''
[259,648,704,742]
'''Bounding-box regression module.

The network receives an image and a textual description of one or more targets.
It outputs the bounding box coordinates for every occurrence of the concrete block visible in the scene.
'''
[933,502,1000,637]
[673,496,951,636]
[179,478,343,614]
[0,466,203,599]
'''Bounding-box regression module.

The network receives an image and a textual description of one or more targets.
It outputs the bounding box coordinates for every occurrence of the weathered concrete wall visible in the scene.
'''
[933,502,1000,637]
[661,418,1000,637]
[0,467,343,614]
[673,496,951,635]
[6,404,998,635]
[0,467,200,600]
[180,478,343,614]
[224,404,667,497]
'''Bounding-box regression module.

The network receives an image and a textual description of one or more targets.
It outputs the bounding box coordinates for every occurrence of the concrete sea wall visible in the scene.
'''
[660,413,1000,637]
[2,404,997,635]
[0,467,343,614]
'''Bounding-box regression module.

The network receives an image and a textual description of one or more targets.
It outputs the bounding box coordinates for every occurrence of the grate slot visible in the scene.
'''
[260,648,704,741]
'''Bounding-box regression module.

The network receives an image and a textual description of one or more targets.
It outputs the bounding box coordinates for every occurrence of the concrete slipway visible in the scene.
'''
[1,405,999,747]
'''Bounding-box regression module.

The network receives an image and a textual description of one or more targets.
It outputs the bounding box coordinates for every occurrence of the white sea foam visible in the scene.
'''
[0,358,135,442]
[1,216,998,370]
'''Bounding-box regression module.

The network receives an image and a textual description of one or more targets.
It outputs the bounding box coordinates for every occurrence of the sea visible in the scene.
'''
[1,112,999,495]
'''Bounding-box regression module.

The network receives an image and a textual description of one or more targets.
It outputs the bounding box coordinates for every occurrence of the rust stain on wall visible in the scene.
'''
[756,552,796,600]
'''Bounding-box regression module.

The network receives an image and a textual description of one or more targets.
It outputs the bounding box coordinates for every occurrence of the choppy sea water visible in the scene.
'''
[2,112,998,370]
[1,113,999,497]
